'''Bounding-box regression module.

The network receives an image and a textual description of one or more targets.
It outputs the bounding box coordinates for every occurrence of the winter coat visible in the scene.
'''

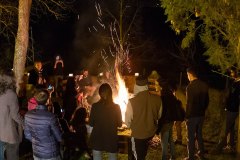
[89,101,122,153]
[0,89,23,144]
[226,80,240,112]
[186,79,209,118]
[24,105,62,159]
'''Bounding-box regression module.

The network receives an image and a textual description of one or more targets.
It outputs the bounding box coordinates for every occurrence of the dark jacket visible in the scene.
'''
[24,105,62,159]
[89,101,122,152]
[28,68,47,86]
[78,76,92,88]
[160,89,179,123]
[54,62,64,76]
[186,79,209,118]
[226,80,240,112]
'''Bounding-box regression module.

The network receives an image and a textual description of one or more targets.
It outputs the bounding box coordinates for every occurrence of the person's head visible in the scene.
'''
[149,70,160,80]
[187,67,198,82]
[34,89,49,105]
[82,68,89,77]
[55,55,61,61]
[99,83,113,103]
[34,61,42,71]
[0,68,16,95]
[134,74,148,95]
[160,81,174,96]
[229,68,238,78]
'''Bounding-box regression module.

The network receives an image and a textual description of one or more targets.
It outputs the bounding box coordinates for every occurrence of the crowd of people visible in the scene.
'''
[0,57,239,160]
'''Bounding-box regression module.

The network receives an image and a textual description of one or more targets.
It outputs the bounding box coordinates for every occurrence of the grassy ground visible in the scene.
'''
[20,87,238,160]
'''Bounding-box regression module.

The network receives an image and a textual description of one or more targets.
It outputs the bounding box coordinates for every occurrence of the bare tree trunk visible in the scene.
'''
[237,36,240,154]
[13,0,32,94]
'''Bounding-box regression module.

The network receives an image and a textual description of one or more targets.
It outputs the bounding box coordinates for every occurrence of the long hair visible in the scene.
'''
[71,107,87,127]
[65,77,76,96]
[99,83,113,104]
[0,69,16,95]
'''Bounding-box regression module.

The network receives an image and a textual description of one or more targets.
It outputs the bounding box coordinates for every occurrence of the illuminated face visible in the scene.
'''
[230,70,236,78]
[187,72,192,81]
[34,62,42,71]
[83,70,88,77]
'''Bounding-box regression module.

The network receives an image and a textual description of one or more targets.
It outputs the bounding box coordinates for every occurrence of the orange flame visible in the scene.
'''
[113,70,129,122]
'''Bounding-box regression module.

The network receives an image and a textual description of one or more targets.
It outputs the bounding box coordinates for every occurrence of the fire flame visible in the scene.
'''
[113,70,129,122]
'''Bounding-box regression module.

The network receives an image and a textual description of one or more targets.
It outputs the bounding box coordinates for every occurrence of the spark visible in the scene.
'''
[93,26,98,32]
[88,27,92,33]
[95,2,102,17]
[109,46,115,57]
[97,19,105,29]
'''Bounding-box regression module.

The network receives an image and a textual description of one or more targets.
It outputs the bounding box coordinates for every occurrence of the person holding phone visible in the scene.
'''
[24,89,63,160]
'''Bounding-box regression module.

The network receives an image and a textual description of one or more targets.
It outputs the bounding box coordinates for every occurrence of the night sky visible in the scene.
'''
[31,1,178,73]
[0,0,225,88]
[30,0,224,88]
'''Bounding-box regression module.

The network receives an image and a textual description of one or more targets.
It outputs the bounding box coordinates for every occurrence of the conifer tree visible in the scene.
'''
[160,0,240,71]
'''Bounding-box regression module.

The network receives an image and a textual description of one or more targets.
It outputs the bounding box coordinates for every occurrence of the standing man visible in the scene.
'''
[24,89,62,160]
[28,60,47,86]
[78,68,95,98]
[213,68,240,153]
[0,69,24,160]
[125,75,162,160]
[184,67,209,160]
[78,68,92,90]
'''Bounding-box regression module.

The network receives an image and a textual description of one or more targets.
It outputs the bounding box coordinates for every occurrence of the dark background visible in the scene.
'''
[0,0,226,89]
[31,1,180,74]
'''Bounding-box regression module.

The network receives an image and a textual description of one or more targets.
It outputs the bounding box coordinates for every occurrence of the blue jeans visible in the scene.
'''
[0,140,6,160]
[186,117,205,160]
[5,143,19,160]
[92,150,117,160]
[160,122,175,160]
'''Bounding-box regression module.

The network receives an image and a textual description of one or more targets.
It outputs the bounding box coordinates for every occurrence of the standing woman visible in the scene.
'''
[89,83,122,160]
[0,69,24,160]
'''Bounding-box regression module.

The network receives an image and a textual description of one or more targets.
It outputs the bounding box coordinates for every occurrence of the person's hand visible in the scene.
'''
[49,86,55,94]
[69,125,76,133]
[79,75,83,80]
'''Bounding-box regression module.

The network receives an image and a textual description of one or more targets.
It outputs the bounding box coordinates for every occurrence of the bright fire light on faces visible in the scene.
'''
[113,69,129,122]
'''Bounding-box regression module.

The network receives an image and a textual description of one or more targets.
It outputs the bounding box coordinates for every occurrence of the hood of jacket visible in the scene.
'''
[0,74,16,95]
